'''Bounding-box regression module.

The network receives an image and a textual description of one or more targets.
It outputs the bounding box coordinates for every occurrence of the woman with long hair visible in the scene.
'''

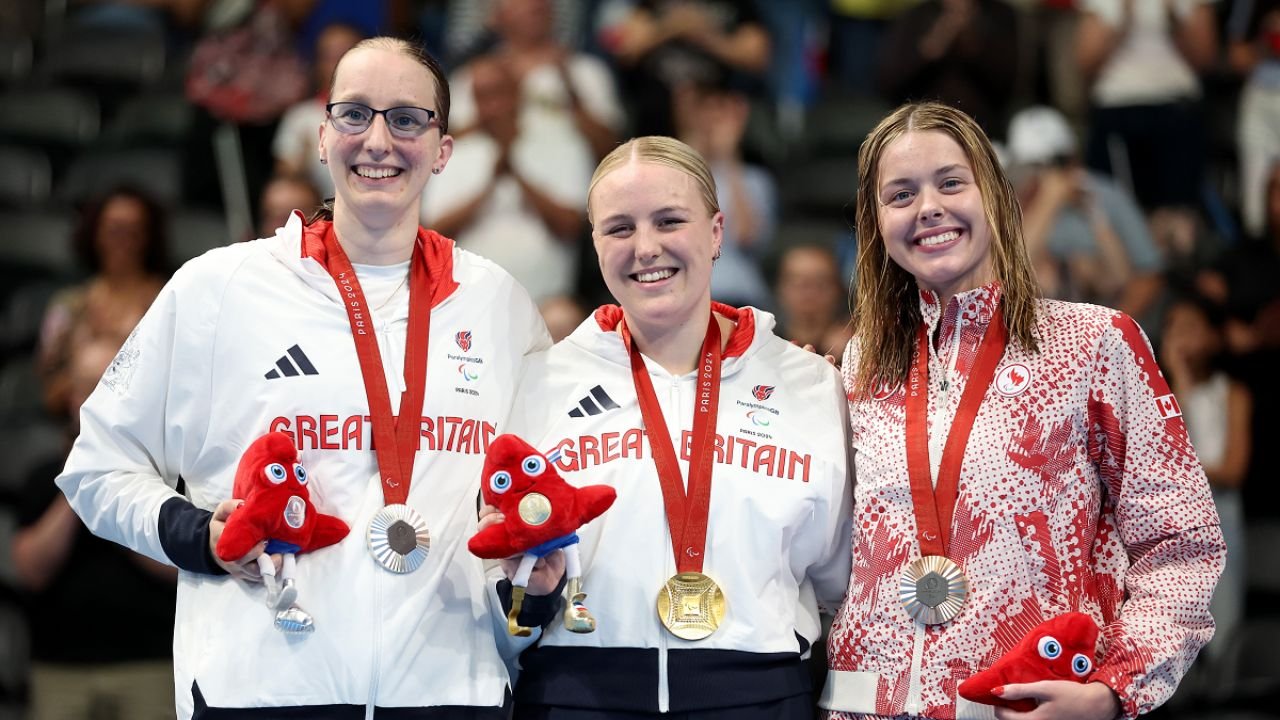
[821,102,1223,720]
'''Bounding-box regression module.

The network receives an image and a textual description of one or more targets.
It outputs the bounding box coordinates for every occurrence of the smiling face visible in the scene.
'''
[319,46,452,229]
[589,159,723,334]
[876,130,995,301]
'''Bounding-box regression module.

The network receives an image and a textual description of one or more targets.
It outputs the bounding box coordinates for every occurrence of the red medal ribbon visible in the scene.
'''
[905,306,1007,558]
[319,225,436,506]
[622,313,722,573]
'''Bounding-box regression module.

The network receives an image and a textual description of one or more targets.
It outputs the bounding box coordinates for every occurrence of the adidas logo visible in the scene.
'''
[568,385,620,418]
[265,345,319,380]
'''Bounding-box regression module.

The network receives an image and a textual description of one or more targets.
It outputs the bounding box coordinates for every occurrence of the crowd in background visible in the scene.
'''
[0,0,1277,717]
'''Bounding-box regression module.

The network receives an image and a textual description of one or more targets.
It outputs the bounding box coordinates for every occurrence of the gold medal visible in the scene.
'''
[367,503,431,573]
[899,555,968,625]
[656,571,726,640]
[517,492,552,526]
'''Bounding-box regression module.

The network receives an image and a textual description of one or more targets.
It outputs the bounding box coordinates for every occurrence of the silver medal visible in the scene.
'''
[367,503,431,573]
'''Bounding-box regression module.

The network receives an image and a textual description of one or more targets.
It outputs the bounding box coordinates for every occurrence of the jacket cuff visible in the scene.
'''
[158,497,228,575]
[496,574,567,629]
[1090,669,1138,720]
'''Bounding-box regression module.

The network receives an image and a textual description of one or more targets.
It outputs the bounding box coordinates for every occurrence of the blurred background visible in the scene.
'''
[0,0,1277,717]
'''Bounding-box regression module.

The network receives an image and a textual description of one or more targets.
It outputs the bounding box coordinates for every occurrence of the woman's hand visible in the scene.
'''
[479,503,567,596]
[207,499,272,583]
[993,680,1121,720]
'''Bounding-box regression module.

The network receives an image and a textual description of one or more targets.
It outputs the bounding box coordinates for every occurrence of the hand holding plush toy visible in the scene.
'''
[216,432,349,633]
[958,612,1100,711]
[469,434,616,636]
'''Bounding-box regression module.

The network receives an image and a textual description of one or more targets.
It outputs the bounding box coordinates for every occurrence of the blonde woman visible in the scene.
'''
[491,136,852,719]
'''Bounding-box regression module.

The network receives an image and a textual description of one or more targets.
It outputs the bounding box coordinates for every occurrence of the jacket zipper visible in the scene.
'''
[656,374,684,713]
[365,560,383,719]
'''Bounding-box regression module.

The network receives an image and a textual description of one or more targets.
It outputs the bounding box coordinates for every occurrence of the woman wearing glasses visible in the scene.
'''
[56,37,551,718]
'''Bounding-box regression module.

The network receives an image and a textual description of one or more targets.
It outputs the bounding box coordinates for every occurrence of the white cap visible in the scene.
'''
[1006,106,1077,166]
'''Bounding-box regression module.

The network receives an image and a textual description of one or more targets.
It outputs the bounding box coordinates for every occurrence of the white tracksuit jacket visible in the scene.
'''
[56,212,551,718]
[503,304,854,714]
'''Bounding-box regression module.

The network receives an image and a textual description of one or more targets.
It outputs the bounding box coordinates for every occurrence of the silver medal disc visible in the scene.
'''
[367,504,431,573]
[899,555,968,625]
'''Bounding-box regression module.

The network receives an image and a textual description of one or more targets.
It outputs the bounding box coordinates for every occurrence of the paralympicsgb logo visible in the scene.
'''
[752,385,775,402]
[455,330,472,352]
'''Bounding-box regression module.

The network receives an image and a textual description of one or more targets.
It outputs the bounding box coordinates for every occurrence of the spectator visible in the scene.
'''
[827,0,913,96]
[1007,105,1163,322]
[598,0,771,136]
[423,55,591,302]
[37,186,169,419]
[273,22,366,199]
[774,243,852,358]
[876,0,1019,134]
[1195,160,1280,524]
[1160,295,1250,664]
[1228,0,1280,240]
[13,338,177,720]
[539,294,589,342]
[1075,0,1217,254]
[449,0,624,161]
[257,174,322,239]
[678,81,776,308]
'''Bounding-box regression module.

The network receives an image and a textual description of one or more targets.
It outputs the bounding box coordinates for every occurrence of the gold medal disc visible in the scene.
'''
[899,555,968,625]
[656,571,725,640]
[367,503,431,573]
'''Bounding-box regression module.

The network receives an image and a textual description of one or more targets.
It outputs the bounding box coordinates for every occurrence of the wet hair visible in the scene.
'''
[329,37,450,134]
[849,102,1040,398]
[310,37,451,223]
[587,136,719,224]
[72,184,169,275]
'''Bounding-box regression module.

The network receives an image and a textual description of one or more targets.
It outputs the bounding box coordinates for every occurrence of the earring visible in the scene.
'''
[713,248,722,262]
[320,157,328,165]
[432,167,442,175]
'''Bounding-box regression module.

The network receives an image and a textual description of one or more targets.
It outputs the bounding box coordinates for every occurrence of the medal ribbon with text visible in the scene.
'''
[905,306,1008,558]
[623,313,722,572]
[319,224,437,505]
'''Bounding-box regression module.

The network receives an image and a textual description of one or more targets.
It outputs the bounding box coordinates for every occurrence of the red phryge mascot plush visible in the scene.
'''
[958,612,1100,711]
[469,434,616,636]
[216,432,349,633]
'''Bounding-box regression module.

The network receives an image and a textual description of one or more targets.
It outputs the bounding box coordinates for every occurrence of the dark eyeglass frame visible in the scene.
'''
[325,101,438,137]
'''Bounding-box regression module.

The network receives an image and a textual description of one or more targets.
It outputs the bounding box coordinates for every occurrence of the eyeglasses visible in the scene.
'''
[326,101,437,137]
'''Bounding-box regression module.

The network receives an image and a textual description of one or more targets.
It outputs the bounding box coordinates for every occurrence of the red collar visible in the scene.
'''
[301,216,460,308]
[592,302,755,359]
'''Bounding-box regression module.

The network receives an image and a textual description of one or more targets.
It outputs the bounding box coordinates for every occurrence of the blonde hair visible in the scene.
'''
[587,136,719,224]
[330,36,450,134]
[850,102,1040,398]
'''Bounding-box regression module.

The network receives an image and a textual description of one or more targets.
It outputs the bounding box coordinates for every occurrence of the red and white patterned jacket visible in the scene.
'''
[822,283,1224,720]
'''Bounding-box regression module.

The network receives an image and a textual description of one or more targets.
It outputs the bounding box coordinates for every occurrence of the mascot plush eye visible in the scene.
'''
[522,455,546,476]
[490,471,512,494]
[294,464,308,485]
[1071,653,1092,676]
[265,463,288,484]
[1037,636,1062,660]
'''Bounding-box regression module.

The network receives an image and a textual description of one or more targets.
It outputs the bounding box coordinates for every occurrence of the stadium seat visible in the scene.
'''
[59,148,182,206]
[0,356,42,421]
[169,208,233,265]
[0,35,33,86]
[0,86,99,150]
[101,92,194,148]
[36,24,165,92]
[0,144,51,208]
[0,209,74,274]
